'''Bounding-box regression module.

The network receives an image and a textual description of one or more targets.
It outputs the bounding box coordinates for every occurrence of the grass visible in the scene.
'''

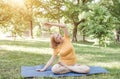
[0,39,120,79]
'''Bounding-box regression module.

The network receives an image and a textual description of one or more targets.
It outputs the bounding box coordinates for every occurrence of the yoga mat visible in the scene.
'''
[21,65,109,78]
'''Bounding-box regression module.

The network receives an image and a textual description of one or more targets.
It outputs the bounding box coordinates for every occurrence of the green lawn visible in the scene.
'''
[0,39,120,79]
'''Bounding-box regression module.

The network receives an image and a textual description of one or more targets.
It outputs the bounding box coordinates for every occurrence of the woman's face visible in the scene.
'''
[54,33,63,43]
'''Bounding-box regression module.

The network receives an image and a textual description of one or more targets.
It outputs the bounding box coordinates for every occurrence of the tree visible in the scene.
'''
[63,0,91,42]
[0,0,12,27]
[0,0,30,38]
[108,0,120,42]
[86,4,115,46]
[91,0,120,43]
[0,0,42,39]
[35,0,64,34]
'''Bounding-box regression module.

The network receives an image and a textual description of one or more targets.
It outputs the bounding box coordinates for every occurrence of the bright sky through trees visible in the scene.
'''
[7,0,25,7]
[92,0,100,3]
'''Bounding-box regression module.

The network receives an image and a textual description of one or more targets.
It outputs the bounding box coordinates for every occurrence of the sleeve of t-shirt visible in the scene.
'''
[53,48,59,56]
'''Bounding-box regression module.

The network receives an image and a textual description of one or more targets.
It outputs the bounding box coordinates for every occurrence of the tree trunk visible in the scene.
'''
[83,34,86,42]
[72,23,78,42]
[72,19,85,42]
[82,30,86,42]
[115,29,120,42]
[30,20,33,39]
[29,0,33,39]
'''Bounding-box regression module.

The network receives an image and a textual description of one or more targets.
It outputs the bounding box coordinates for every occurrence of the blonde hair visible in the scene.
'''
[50,34,60,49]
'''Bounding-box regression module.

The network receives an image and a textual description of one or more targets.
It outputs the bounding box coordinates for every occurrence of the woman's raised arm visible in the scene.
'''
[44,22,69,36]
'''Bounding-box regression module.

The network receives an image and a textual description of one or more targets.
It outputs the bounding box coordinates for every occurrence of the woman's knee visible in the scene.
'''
[83,65,90,73]
[51,64,60,74]
[51,64,70,74]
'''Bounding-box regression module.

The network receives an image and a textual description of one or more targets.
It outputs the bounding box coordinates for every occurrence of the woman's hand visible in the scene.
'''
[36,68,46,72]
[43,22,68,36]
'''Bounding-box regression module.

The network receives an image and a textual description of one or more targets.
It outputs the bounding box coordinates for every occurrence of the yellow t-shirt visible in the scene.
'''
[53,34,77,66]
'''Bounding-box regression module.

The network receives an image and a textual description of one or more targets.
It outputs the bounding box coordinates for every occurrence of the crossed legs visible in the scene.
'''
[51,62,90,74]
[51,63,71,74]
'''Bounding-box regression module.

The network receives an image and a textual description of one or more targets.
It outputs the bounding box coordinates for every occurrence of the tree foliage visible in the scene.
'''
[62,0,92,42]
[0,1,12,26]
[0,0,120,46]
[108,0,120,42]
[86,4,115,46]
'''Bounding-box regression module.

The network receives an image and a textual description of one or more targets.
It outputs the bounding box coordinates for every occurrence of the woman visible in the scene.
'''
[36,22,90,74]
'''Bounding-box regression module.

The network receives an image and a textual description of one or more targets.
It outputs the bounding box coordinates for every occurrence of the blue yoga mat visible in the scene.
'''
[21,65,109,77]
